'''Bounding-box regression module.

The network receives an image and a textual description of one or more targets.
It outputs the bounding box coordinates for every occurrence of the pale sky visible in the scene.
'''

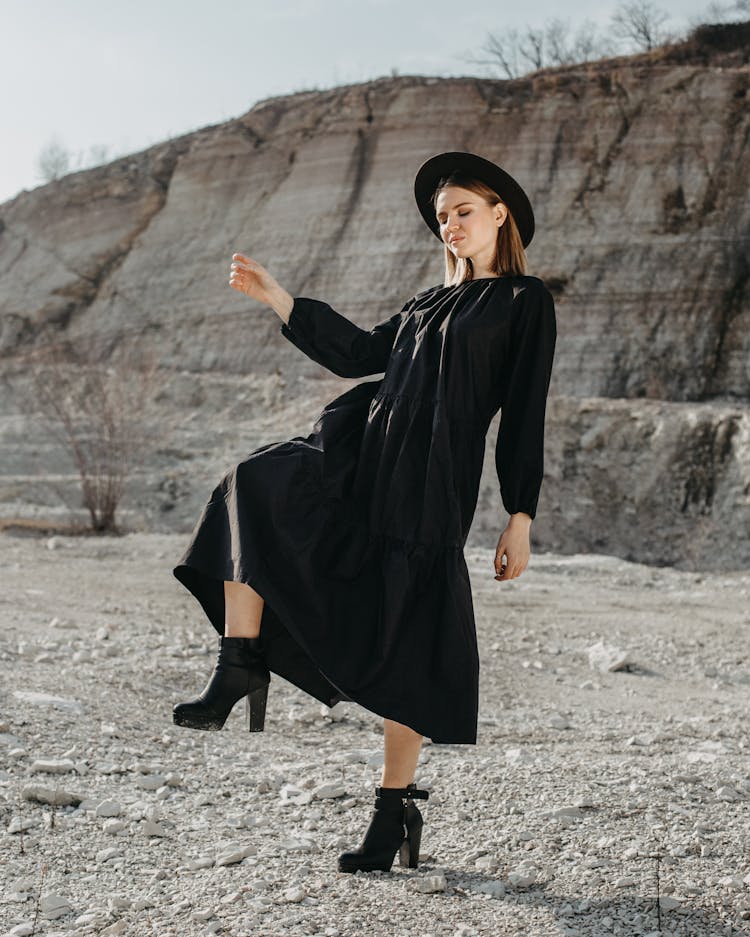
[2,0,720,204]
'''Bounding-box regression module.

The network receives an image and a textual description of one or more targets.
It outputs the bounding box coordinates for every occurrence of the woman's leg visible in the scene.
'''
[381,718,423,787]
[224,580,264,637]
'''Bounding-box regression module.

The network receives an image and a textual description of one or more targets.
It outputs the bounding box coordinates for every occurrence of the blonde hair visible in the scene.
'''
[430,173,528,286]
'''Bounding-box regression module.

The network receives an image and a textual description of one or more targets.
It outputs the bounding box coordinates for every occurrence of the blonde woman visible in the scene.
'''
[172,151,557,874]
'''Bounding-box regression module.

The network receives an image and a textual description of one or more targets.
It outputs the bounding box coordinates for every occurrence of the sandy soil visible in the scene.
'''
[1,530,749,937]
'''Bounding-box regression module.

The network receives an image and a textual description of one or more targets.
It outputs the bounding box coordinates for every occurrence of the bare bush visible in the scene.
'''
[36,137,71,183]
[36,138,116,184]
[7,334,169,533]
[609,0,675,51]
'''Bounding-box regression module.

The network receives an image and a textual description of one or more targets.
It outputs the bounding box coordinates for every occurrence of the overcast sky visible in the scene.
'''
[2,0,720,204]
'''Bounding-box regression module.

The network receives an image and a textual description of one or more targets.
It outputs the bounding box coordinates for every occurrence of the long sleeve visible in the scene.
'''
[280,296,408,378]
[495,282,557,520]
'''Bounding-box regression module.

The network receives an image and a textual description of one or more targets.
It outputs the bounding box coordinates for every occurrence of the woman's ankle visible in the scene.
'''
[223,624,261,638]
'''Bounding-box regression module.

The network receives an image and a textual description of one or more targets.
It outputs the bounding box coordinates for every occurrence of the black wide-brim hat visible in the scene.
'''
[414,151,535,248]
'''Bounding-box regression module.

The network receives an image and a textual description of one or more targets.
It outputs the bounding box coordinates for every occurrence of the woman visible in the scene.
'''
[171,151,557,874]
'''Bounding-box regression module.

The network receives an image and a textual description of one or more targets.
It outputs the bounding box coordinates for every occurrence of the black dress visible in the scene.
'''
[173,274,556,744]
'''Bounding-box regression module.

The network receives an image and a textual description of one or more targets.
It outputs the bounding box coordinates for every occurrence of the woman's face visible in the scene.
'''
[434,185,507,265]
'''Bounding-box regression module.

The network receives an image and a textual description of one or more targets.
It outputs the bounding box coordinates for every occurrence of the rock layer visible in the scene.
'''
[0,25,748,569]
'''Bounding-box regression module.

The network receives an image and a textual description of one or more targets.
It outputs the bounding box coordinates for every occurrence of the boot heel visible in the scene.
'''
[399,802,424,868]
[246,681,269,732]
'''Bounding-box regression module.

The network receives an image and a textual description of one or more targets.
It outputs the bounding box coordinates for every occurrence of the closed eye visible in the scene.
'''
[439,211,469,225]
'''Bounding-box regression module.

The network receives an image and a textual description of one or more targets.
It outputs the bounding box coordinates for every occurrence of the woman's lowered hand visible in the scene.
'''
[494,513,531,581]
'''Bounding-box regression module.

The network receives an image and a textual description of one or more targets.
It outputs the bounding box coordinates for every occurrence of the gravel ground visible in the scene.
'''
[1,530,749,937]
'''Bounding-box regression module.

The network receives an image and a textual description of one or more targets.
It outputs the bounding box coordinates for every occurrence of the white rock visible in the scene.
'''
[587,640,633,672]
[505,747,534,764]
[22,784,83,806]
[75,911,109,927]
[95,800,122,817]
[8,924,35,936]
[136,774,166,790]
[546,805,584,819]
[40,893,72,919]
[716,786,742,801]
[277,834,316,852]
[328,748,376,764]
[287,706,318,724]
[12,691,84,713]
[414,872,448,893]
[99,922,128,936]
[453,924,480,937]
[475,854,500,871]
[103,819,127,834]
[131,897,154,910]
[659,896,681,911]
[719,875,744,890]
[279,783,313,805]
[282,885,307,903]
[142,819,168,837]
[187,857,215,870]
[8,877,36,894]
[30,758,77,774]
[471,879,505,898]
[215,842,257,865]
[549,714,571,729]
[313,782,346,799]
[507,865,538,887]
[96,847,123,863]
[8,816,38,833]
[107,897,131,912]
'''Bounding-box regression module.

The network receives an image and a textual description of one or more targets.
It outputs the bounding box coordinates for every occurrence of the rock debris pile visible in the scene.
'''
[1,532,749,936]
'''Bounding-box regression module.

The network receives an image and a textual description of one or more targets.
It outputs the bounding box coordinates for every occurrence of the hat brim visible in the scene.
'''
[414,151,535,249]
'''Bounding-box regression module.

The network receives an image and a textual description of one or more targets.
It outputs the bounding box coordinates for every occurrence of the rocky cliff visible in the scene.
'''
[1,23,748,570]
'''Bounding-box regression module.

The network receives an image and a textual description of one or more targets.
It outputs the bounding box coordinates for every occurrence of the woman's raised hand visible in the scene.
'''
[229,253,280,306]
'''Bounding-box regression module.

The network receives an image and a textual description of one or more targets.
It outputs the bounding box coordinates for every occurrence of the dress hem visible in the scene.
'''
[172,560,478,745]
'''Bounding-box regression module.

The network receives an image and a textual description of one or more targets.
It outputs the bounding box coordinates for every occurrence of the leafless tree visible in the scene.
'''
[465,17,618,78]
[7,334,168,533]
[36,137,71,183]
[519,25,546,71]
[609,0,674,51]
[468,27,524,79]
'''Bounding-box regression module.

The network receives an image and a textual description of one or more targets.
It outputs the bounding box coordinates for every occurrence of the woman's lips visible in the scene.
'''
[450,237,465,245]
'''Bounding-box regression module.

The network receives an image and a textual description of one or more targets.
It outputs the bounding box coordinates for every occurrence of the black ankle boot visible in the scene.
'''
[337,782,429,873]
[172,635,270,732]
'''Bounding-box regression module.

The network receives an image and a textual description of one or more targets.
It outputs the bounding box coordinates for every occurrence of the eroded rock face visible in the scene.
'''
[0,28,748,569]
